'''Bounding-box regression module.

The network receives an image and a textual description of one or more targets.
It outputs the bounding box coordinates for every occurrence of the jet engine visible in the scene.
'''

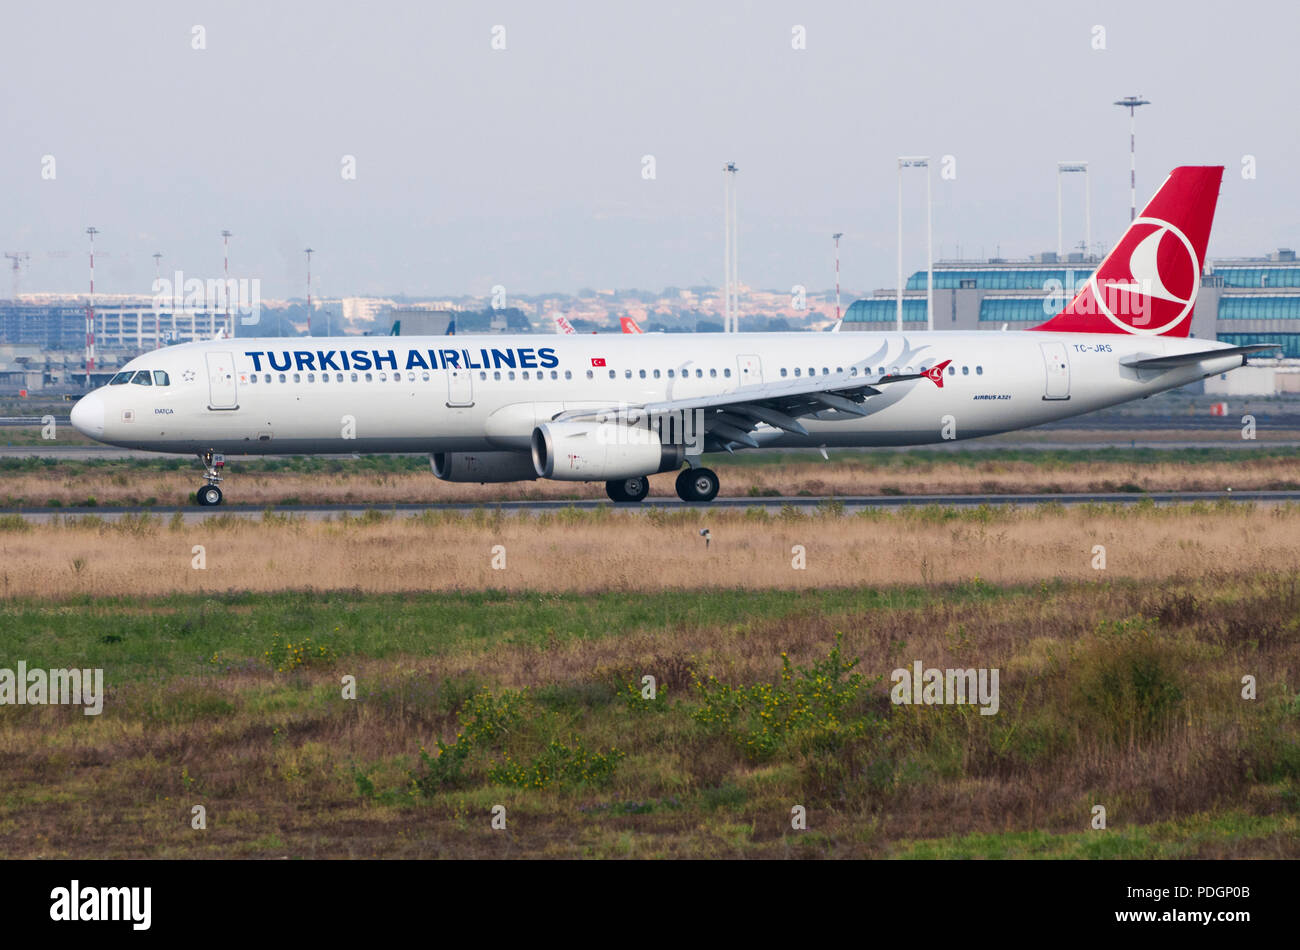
[531,421,684,480]
[431,451,538,483]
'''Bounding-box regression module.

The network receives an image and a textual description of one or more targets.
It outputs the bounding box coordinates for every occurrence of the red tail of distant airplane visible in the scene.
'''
[1033,165,1222,337]
[620,317,643,334]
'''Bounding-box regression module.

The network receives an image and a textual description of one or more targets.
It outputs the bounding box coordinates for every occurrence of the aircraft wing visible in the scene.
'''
[554,360,949,449]
[1119,344,1279,370]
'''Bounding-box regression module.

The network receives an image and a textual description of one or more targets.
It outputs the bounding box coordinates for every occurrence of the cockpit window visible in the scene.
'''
[153,370,170,386]
[131,370,153,386]
[109,372,133,385]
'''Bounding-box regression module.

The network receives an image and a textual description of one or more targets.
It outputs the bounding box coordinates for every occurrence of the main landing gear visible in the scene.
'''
[605,475,651,503]
[603,466,721,504]
[675,467,719,503]
[195,450,225,506]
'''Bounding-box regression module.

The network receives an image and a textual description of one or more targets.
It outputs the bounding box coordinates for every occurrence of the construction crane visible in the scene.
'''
[4,252,30,299]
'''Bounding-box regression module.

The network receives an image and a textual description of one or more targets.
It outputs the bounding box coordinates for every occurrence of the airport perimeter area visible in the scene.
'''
[1,423,1297,859]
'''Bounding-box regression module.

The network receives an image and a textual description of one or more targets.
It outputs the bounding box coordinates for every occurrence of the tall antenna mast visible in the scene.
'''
[221,230,232,338]
[304,248,314,336]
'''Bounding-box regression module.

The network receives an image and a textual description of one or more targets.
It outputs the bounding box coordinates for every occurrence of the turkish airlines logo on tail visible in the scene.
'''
[1090,217,1201,335]
[924,360,951,387]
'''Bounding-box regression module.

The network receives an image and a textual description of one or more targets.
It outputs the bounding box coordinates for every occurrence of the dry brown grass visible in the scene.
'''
[4,503,1300,598]
[3,452,1300,506]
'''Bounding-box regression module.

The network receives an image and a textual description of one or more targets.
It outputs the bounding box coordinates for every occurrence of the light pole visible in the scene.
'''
[722,162,738,332]
[1057,162,1090,258]
[897,157,932,331]
[832,232,843,321]
[1114,96,1149,222]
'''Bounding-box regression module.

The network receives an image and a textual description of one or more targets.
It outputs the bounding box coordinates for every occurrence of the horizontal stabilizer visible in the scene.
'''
[1120,344,1279,370]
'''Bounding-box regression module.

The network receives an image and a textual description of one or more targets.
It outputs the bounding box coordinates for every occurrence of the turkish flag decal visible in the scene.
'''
[591,357,606,367]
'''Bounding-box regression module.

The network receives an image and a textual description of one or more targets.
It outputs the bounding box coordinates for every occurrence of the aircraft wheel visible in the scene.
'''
[606,476,649,503]
[676,467,719,503]
[196,485,223,507]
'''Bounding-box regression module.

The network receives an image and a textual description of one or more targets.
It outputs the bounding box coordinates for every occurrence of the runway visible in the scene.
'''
[4,490,1296,523]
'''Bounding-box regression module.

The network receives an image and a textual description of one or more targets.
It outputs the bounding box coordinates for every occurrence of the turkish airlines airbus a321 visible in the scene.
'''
[71,166,1273,506]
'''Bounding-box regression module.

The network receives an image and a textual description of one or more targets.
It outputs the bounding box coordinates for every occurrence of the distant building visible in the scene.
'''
[843,249,1300,360]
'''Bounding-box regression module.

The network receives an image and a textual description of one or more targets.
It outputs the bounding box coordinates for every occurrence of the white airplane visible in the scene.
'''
[71,166,1273,506]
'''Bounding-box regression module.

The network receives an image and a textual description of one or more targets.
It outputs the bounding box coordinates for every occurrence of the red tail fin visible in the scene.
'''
[1032,165,1222,337]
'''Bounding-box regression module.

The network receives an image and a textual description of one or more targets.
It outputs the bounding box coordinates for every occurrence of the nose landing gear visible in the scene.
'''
[195,450,225,506]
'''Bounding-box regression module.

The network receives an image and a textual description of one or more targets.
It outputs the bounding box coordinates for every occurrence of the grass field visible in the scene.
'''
[2,444,1300,506]
[0,503,1297,858]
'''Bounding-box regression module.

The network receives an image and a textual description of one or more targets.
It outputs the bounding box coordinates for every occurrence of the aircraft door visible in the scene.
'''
[447,367,474,407]
[1039,342,1070,400]
[736,354,763,384]
[206,351,238,409]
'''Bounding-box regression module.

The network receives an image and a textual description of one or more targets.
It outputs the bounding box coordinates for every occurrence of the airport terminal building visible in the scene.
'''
[844,249,1300,362]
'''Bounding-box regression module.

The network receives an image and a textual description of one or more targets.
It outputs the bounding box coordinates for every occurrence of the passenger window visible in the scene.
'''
[724,368,731,378]
[976,366,983,375]
[249,374,257,384]
[850,367,858,376]
[478,372,486,380]
[794,368,802,377]
[521,371,529,380]
[609,370,615,379]
[131,370,153,386]
[823,367,830,375]
[338,373,344,382]
[947,365,955,375]
[365,373,373,382]
[265,374,271,383]
[350,373,358,382]
[780,368,787,378]
[550,370,558,380]
[625,369,632,379]
[564,370,572,380]
[279,373,287,383]
[653,369,661,379]
[809,367,816,377]
[308,373,315,383]
[508,371,516,381]
[153,370,170,386]
[962,366,969,375]
[585,370,593,379]
[667,369,675,378]
[378,373,387,382]
[695,369,703,378]
[709,368,717,378]
[293,373,301,383]
[494,371,501,380]
[321,374,328,383]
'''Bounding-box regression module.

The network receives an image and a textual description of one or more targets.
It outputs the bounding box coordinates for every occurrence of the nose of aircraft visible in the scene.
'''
[70,390,105,438]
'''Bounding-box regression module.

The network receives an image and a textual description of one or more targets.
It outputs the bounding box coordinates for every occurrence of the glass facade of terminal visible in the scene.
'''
[1215,267,1300,288]
[905,268,1089,291]
[978,297,1051,323]
[1217,295,1300,319]
[843,298,927,322]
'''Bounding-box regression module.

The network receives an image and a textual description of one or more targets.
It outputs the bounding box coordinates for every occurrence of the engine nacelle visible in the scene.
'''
[431,451,537,483]
[531,422,684,480]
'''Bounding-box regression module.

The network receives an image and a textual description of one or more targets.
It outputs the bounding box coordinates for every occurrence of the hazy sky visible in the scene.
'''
[2,0,1297,300]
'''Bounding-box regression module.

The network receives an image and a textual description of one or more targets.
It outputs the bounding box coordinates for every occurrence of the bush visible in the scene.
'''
[693,633,882,762]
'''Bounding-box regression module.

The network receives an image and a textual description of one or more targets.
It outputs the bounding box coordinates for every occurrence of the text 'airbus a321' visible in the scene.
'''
[71,166,1273,505]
